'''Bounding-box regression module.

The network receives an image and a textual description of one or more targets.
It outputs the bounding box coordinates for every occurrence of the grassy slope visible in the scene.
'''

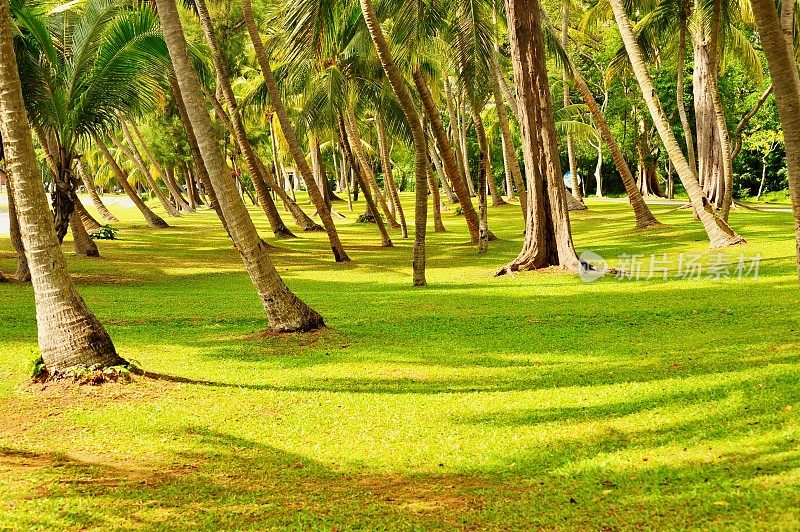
[1,192,799,530]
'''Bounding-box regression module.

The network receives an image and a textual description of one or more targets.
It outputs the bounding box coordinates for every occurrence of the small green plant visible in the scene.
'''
[453,206,464,216]
[356,213,377,224]
[90,225,118,240]
[29,354,46,379]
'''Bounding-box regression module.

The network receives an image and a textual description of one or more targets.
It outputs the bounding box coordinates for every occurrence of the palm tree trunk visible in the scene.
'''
[750,0,800,280]
[0,3,124,373]
[569,64,661,227]
[155,0,323,331]
[339,116,393,247]
[2,172,30,281]
[116,121,181,217]
[92,133,170,229]
[562,1,583,203]
[490,61,527,218]
[425,151,446,233]
[344,107,400,227]
[359,0,427,285]
[731,85,773,159]
[73,196,103,232]
[69,209,100,257]
[498,0,582,274]
[77,160,119,222]
[677,10,698,176]
[242,0,349,262]
[609,0,745,247]
[128,118,192,212]
[708,0,734,221]
[376,114,408,238]
[413,69,481,242]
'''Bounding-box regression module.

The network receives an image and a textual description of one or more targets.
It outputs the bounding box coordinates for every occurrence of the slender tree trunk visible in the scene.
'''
[69,209,99,257]
[425,152,447,233]
[732,85,773,159]
[2,173,30,281]
[156,0,324,330]
[359,0,427,285]
[677,10,698,176]
[498,0,582,274]
[413,69,481,242]
[376,115,408,238]
[562,1,583,203]
[0,4,124,372]
[339,116,393,247]
[345,108,399,227]
[73,196,103,232]
[751,0,800,279]
[128,119,192,212]
[93,134,170,228]
[242,0,349,261]
[77,160,118,222]
[490,61,527,217]
[609,0,745,247]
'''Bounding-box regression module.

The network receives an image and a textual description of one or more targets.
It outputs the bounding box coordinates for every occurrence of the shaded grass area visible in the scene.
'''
[1,192,799,529]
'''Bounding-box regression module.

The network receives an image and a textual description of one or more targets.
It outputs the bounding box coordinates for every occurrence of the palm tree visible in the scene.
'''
[0,0,124,373]
[241,0,350,262]
[358,0,428,286]
[11,0,171,242]
[608,0,746,248]
[750,0,800,280]
[154,0,323,332]
[498,0,583,274]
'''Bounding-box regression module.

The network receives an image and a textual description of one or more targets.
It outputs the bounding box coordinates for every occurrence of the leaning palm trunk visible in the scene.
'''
[359,0,427,285]
[194,0,299,238]
[608,0,745,247]
[155,0,323,331]
[568,63,661,227]
[489,61,527,218]
[708,0,734,221]
[562,1,583,203]
[345,108,399,228]
[0,4,124,373]
[676,10,698,176]
[498,0,582,274]
[1,172,30,281]
[93,133,170,229]
[128,119,192,213]
[750,0,800,280]
[413,69,481,243]
[69,209,100,257]
[339,116,393,247]
[376,114,408,238]
[242,0,349,262]
[77,160,119,222]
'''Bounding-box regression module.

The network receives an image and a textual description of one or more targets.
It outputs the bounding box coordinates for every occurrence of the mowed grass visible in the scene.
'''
[1,191,799,530]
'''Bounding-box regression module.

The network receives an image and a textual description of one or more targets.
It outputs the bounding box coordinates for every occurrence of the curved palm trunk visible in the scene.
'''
[194,0,298,238]
[77,160,119,223]
[345,108,399,228]
[155,0,323,331]
[93,133,170,228]
[499,0,582,274]
[254,155,323,231]
[732,85,773,160]
[359,0,427,285]
[750,0,800,280]
[0,5,123,373]
[376,114,408,238]
[128,119,192,213]
[413,69,481,242]
[676,10,697,176]
[570,65,661,227]
[2,172,30,281]
[609,0,745,247]
[73,196,102,232]
[339,116,393,247]
[562,2,583,203]
[242,0,349,262]
[115,122,181,217]
[69,209,100,257]
[490,62,527,218]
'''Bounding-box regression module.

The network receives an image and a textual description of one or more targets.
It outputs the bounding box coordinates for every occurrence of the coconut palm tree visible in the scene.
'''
[749,0,800,280]
[154,0,323,331]
[608,0,746,248]
[11,0,171,242]
[0,0,124,373]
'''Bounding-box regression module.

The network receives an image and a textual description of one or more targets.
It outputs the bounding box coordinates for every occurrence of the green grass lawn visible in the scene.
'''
[1,192,799,530]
